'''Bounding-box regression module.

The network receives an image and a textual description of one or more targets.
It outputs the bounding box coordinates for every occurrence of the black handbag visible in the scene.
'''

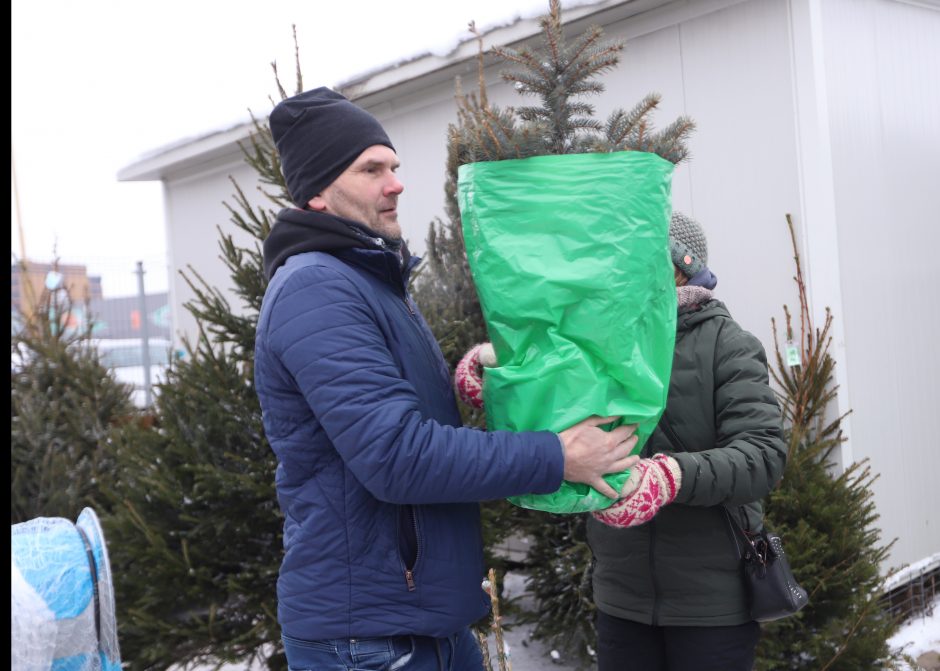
[725,509,809,622]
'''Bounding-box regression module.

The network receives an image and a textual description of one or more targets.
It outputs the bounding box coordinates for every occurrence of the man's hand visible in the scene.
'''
[591,453,682,528]
[558,416,640,499]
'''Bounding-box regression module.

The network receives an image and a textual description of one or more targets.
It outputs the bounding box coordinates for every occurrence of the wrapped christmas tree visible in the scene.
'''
[453,0,694,513]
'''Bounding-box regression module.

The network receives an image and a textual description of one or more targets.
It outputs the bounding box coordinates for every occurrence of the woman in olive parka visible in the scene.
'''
[587,211,787,671]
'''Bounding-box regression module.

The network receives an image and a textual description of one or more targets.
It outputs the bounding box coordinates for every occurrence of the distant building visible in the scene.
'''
[11,261,102,319]
[11,262,168,340]
[87,293,171,340]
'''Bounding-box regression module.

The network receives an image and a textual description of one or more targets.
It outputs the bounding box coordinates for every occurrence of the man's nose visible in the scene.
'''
[385,174,404,196]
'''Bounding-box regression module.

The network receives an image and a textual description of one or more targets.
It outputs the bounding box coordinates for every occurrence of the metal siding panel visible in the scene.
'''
[676,0,802,346]
[824,0,940,568]
[166,158,261,349]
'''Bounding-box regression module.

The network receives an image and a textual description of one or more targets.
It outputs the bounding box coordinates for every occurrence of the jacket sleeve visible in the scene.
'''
[671,320,787,506]
[263,264,564,505]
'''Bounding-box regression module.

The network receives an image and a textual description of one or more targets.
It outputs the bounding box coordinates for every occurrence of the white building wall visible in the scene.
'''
[820,0,940,568]
[162,153,267,348]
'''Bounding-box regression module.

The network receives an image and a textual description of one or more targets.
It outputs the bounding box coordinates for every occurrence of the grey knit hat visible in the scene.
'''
[669,211,709,279]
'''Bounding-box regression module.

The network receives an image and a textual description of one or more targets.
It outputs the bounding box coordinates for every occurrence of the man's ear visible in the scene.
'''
[308,195,327,212]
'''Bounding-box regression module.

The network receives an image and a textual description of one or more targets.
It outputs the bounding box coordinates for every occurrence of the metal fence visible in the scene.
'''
[881,553,940,624]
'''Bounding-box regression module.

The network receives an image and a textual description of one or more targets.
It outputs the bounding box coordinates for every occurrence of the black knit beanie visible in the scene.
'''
[269,87,395,208]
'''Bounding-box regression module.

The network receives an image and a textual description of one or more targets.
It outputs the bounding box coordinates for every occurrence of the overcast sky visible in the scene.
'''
[11,0,560,295]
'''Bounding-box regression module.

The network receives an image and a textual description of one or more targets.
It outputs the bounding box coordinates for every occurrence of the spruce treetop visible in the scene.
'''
[450,0,695,165]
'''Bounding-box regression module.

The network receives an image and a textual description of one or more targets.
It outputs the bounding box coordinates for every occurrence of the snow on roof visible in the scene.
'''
[336,0,607,88]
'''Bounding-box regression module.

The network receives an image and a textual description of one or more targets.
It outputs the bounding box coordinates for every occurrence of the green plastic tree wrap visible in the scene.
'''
[458,151,677,513]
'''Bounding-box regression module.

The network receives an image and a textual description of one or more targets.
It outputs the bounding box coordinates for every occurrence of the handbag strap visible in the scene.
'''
[724,507,760,560]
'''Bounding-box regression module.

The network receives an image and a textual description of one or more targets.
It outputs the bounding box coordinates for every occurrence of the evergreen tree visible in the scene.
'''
[11,265,136,524]
[448,0,695,165]
[515,513,596,666]
[102,37,303,671]
[753,215,902,670]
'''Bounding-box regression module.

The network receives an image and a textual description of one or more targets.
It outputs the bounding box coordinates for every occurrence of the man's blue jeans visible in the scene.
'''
[283,626,485,671]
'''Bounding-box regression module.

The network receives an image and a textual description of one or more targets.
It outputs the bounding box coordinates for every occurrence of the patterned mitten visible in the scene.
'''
[591,454,682,528]
[454,343,496,409]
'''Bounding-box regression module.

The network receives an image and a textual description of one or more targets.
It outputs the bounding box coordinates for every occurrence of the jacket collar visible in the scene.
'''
[264,207,415,290]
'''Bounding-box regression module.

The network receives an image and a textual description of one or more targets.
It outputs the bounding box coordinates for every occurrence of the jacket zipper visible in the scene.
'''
[403,506,421,592]
[391,257,449,390]
[392,252,416,318]
[659,414,690,453]
[649,520,661,626]
[649,415,687,625]
[353,250,446,391]
[399,292,454,395]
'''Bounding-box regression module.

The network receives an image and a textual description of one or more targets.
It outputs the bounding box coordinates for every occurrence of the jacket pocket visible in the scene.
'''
[398,505,421,591]
[351,636,415,671]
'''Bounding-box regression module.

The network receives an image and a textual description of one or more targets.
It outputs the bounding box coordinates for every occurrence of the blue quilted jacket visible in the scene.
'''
[254,208,564,642]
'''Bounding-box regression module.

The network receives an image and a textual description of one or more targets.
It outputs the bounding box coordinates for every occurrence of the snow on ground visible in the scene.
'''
[888,595,940,671]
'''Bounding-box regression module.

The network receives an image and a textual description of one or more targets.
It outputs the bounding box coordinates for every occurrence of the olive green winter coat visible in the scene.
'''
[587,298,786,627]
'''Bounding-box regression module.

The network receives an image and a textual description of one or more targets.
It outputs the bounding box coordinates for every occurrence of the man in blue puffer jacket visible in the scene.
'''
[255,86,640,671]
